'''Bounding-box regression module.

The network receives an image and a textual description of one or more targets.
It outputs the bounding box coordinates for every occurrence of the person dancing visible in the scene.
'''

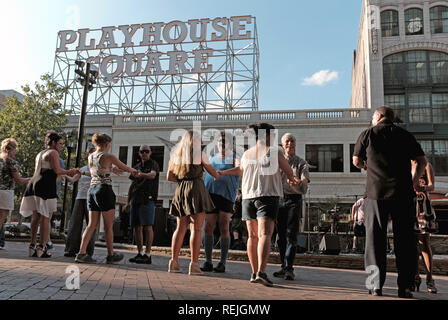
[20,132,80,258]
[167,130,220,275]
[411,161,437,294]
[0,139,30,244]
[201,131,240,273]
[220,123,299,286]
[75,133,137,264]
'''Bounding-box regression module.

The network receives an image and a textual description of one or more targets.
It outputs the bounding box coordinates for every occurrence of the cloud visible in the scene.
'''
[301,70,339,86]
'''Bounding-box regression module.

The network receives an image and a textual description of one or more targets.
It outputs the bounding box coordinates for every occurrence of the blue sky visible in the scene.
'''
[0,0,362,110]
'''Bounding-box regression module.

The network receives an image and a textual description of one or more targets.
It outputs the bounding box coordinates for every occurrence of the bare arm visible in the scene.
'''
[352,156,367,170]
[424,163,435,192]
[412,155,428,192]
[63,174,81,183]
[167,170,179,182]
[220,166,243,176]
[48,151,78,175]
[12,171,30,185]
[109,154,137,174]
[139,170,157,180]
[202,152,220,179]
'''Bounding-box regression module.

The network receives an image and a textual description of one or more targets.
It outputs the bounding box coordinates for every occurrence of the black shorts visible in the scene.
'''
[207,193,234,214]
[87,184,116,212]
[242,196,279,221]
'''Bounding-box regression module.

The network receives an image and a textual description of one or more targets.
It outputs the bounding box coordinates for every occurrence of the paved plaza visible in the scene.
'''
[0,242,447,301]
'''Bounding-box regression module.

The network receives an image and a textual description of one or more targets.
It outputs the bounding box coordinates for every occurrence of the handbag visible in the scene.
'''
[415,192,438,234]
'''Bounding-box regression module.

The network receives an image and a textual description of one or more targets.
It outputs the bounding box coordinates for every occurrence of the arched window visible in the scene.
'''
[381,10,399,37]
[430,6,448,33]
[405,8,424,35]
[383,50,448,124]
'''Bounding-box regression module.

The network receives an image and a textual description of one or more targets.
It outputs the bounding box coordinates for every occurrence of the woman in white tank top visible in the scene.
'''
[220,123,299,286]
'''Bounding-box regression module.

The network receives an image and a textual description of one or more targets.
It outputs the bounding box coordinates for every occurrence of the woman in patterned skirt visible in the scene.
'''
[0,138,30,239]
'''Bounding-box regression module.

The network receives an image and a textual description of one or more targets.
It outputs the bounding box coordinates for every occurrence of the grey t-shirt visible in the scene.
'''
[281,153,310,195]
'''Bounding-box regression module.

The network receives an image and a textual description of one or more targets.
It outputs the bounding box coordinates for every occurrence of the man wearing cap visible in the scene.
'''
[128,145,159,264]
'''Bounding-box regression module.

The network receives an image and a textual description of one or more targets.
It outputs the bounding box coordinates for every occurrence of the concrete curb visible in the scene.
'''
[95,241,448,276]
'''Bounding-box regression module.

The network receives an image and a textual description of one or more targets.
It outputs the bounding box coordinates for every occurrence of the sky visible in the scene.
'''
[0,0,363,110]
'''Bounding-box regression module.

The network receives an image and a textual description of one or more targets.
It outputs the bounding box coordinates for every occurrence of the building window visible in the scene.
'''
[383,50,448,124]
[406,51,428,84]
[383,53,404,86]
[418,140,448,175]
[118,146,128,165]
[350,144,361,173]
[430,6,448,34]
[381,10,399,37]
[430,51,448,84]
[150,146,165,171]
[384,94,405,122]
[408,92,431,123]
[306,145,343,173]
[132,146,140,167]
[432,93,448,123]
[405,8,424,35]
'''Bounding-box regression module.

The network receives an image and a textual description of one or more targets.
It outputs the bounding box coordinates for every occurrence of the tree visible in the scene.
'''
[0,73,69,178]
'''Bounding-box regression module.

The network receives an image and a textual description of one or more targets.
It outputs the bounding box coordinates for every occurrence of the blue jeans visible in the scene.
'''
[276,195,302,271]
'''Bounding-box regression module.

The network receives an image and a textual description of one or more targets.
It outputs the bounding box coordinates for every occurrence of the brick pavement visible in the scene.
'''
[0,241,447,300]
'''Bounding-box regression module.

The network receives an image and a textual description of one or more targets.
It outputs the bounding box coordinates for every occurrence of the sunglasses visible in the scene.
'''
[140,150,150,154]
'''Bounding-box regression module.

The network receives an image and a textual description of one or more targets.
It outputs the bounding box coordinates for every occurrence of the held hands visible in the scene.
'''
[68,168,81,176]
[287,176,300,186]
[214,171,222,180]
[112,166,124,175]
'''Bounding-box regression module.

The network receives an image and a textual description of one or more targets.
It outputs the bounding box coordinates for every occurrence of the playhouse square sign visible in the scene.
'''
[56,16,254,82]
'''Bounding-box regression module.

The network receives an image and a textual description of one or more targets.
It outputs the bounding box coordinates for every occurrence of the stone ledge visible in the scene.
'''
[95,242,448,276]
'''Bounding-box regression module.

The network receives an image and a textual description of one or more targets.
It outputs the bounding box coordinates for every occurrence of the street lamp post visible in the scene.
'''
[70,61,98,215]
[60,137,74,233]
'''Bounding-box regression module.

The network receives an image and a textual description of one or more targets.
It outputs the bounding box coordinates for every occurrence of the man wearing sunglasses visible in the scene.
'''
[128,145,160,264]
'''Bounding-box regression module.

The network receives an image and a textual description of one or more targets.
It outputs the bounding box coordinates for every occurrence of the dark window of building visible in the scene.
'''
[406,51,428,84]
[430,6,448,34]
[418,140,448,176]
[131,145,164,171]
[381,10,399,37]
[430,51,448,84]
[384,94,405,122]
[132,146,140,167]
[383,50,448,124]
[405,8,424,35]
[119,146,128,165]
[350,144,361,173]
[383,53,404,86]
[306,145,343,173]
[150,146,164,171]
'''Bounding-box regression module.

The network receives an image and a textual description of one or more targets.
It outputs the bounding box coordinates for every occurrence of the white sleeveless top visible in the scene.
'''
[241,146,283,200]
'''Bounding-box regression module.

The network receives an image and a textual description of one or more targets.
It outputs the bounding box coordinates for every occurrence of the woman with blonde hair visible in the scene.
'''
[75,133,138,264]
[167,130,220,275]
[20,132,80,258]
[0,138,30,239]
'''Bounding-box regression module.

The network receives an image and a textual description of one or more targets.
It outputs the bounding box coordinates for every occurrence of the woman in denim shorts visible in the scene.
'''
[75,133,138,264]
[220,123,299,286]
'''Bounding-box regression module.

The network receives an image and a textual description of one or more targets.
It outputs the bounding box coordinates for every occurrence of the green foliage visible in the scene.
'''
[0,73,70,178]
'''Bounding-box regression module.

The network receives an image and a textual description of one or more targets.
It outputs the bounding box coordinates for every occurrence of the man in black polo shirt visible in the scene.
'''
[128,145,160,264]
[353,106,427,299]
